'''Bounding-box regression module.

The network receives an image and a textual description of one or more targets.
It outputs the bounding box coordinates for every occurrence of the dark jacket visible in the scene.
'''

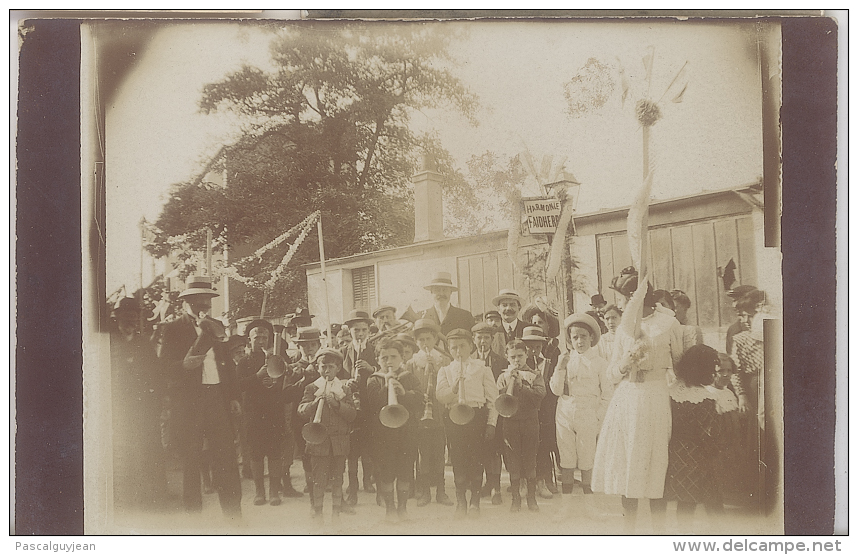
[298,378,356,457]
[158,313,238,402]
[365,368,424,451]
[501,319,527,344]
[496,370,546,422]
[420,305,476,336]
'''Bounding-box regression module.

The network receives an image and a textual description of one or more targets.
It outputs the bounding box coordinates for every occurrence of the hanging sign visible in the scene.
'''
[522,197,562,234]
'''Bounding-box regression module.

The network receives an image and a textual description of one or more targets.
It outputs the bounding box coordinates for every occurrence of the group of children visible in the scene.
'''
[229,276,758,531]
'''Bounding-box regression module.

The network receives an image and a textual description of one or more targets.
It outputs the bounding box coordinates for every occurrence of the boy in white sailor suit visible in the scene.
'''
[298,348,357,522]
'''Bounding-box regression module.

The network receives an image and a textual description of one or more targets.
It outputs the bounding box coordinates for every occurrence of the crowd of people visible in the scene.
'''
[108,267,768,532]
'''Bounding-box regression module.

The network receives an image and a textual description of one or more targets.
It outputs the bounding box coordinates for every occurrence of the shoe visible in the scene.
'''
[397,489,410,520]
[492,492,503,505]
[468,490,480,517]
[269,494,281,506]
[436,489,454,506]
[455,490,468,517]
[311,507,323,521]
[546,480,559,495]
[253,494,266,506]
[416,488,431,507]
[527,479,540,511]
[481,483,493,498]
[511,495,522,512]
[339,503,356,515]
[537,479,553,499]
[281,479,303,498]
[364,481,376,493]
[345,485,357,506]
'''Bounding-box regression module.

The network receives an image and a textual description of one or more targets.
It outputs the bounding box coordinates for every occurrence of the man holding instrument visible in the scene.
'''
[158,275,242,519]
[435,328,499,517]
[340,309,378,504]
[297,347,356,523]
[472,321,507,505]
[236,319,285,506]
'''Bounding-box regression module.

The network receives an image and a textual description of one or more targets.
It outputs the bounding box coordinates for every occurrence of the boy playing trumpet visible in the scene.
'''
[297,348,357,523]
[365,339,425,522]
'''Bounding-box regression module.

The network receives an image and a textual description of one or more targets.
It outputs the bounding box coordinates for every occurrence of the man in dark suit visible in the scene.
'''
[159,275,242,518]
[493,289,527,343]
[420,271,475,336]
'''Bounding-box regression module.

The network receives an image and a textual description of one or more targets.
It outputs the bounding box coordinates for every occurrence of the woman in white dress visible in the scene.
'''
[591,282,684,533]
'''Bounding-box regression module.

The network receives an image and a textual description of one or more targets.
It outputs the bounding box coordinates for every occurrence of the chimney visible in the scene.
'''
[412,154,444,242]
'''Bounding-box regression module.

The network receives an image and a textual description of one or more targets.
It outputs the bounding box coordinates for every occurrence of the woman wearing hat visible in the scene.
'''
[591,278,684,533]
[110,297,167,511]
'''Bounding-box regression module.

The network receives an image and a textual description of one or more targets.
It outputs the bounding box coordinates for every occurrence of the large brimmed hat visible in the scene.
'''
[492,289,523,307]
[564,313,601,346]
[178,275,219,299]
[343,309,373,327]
[290,307,315,327]
[521,325,548,343]
[313,347,344,364]
[111,297,140,318]
[294,327,322,343]
[246,319,274,338]
[372,304,397,318]
[413,318,441,337]
[424,271,458,291]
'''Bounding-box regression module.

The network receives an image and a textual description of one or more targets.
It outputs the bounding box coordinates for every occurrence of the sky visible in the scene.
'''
[104,18,765,294]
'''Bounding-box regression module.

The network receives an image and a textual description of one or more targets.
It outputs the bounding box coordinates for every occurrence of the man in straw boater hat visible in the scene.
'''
[158,275,242,519]
[420,271,475,336]
[493,289,527,344]
[340,309,379,505]
[283,326,326,496]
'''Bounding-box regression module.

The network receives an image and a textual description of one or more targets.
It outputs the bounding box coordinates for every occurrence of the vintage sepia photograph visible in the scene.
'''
[70,14,788,535]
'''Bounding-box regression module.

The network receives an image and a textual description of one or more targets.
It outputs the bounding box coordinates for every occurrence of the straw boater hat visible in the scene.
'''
[521,325,548,343]
[424,271,458,291]
[372,304,397,318]
[246,319,274,338]
[492,289,523,307]
[313,347,344,364]
[178,275,219,299]
[413,318,441,337]
[294,327,322,343]
[343,309,373,327]
[563,313,602,347]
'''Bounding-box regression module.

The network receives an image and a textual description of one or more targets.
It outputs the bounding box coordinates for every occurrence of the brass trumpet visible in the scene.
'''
[265,331,287,383]
[448,365,475,425]
[379,374,410,429]
[367,321,413,344]
[495,368,520,418]
[302,381,329,445]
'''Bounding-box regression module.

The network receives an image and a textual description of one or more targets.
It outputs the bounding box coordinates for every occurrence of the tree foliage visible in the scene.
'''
[148,23,478,318]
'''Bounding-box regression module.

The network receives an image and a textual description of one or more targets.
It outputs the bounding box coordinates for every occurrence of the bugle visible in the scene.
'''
[419,358,440,430]
[266,331,287,381]
[302,382,328,444]
[188,315,227,358]
[448,366,475,425]
[379,374,410,429]
[495,369,520,418]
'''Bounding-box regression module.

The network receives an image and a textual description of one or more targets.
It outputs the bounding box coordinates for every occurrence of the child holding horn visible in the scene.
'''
[365,338,424,522]
[297,348,356,523]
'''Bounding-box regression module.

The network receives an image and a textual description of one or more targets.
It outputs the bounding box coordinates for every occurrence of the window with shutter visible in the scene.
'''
[352,266,376,311]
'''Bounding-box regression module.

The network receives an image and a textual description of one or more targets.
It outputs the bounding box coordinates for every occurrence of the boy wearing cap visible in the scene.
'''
[341,309,379,503]
[483,310,508,357]
[236,319,286,506]
[493,289,527,344]
[281,327,325,497]
[421,272,475,336]
[497,339,546,511]
[158,276,242,517]
[298,348,357,522]
[549,313,611,519]
[472,321,507,504]
[407,319,454,507]
[365,339,425,521]
[435,328,499,516]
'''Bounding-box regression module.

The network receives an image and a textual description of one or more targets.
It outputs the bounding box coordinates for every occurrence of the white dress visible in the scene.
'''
[591,308,684,499]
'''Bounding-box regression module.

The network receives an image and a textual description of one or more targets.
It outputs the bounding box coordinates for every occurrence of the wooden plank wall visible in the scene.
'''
[457,250,517,317]
[595,214,755,328]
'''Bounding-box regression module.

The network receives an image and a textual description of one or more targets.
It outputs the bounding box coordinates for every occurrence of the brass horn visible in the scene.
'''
[367,321,413,344]
[448,366,475,425]
[495,369,520,418]
[302,381,329,445]
[265,331,287,381]
[379,374,410,429]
